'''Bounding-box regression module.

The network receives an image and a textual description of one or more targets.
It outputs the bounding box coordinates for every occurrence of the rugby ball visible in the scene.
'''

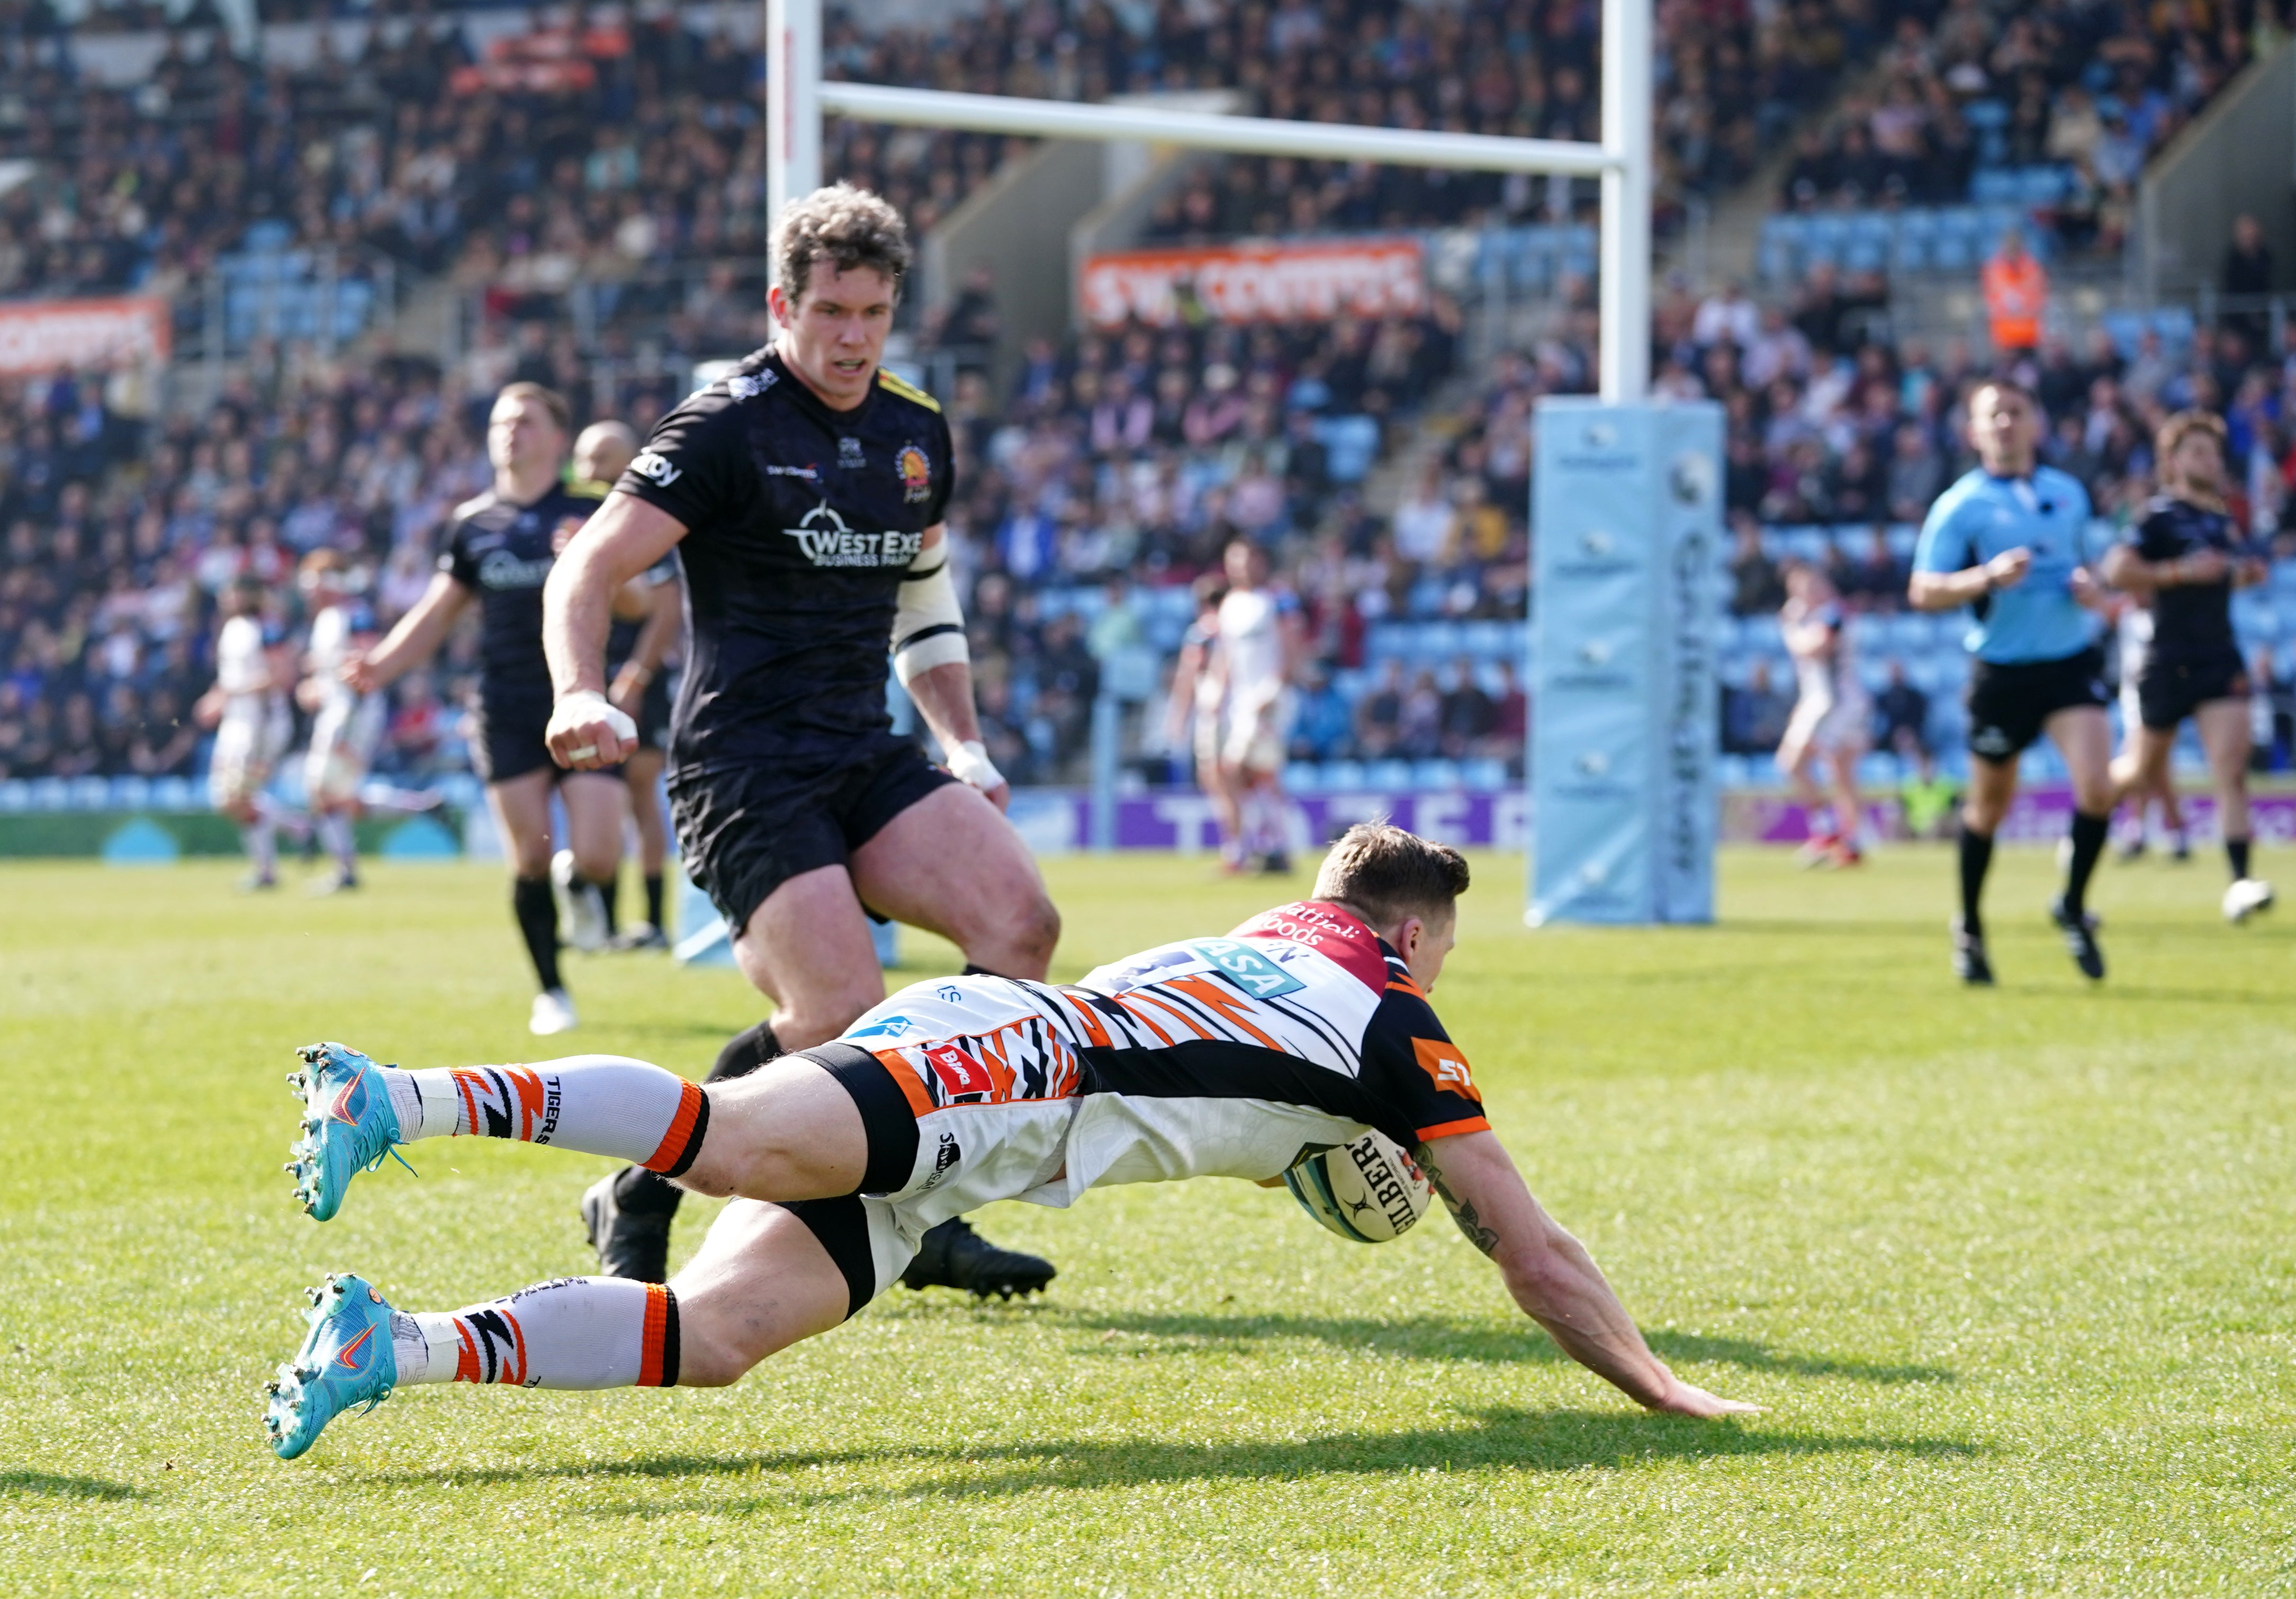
[1283,1130,1435,1243]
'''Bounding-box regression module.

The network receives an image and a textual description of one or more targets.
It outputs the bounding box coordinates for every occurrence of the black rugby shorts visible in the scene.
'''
[1965,646,2109,762]
[2136,652,2248,731]
[774,1042,922,1321]
[670,733,957,932]
[473,686,623,785]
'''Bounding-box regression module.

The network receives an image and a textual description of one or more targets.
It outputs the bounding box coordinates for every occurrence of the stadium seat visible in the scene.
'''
[1412,759,1463,790]
[153,777,196,810]
[1323,760,1366,790]
[1463,758,1508,788]
[0,780,27,812]
[1365,759,1412,789]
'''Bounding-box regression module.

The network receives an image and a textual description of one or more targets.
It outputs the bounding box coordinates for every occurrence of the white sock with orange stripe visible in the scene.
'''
[391,1278,680,1389]
[381,1055,710,1174]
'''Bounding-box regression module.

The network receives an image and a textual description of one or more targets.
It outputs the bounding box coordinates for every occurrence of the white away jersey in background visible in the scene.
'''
[1217,587,1289,713]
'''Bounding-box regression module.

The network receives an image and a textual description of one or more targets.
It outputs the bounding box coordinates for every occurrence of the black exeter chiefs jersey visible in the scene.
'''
[2123,495,2248,666]
[437,480,606,697]
[613,347,955,775]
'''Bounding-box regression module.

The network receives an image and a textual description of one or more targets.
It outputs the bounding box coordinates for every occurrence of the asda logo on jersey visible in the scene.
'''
[781,502,926,568]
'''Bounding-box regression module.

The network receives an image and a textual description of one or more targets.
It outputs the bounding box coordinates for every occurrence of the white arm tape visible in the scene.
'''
[554,688,638,744]
[891,552,969,686]
[946,738,1003,792]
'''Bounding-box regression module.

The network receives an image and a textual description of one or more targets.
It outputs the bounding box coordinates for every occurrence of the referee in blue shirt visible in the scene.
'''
[1911,378,2113,983]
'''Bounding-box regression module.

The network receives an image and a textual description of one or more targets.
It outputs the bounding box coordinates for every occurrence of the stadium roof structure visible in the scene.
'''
[765,0,1655,401]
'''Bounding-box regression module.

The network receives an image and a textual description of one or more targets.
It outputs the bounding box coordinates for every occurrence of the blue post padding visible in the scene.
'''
[101,816,179,866]
[1527,400,1723,926]
[379,814,458,860]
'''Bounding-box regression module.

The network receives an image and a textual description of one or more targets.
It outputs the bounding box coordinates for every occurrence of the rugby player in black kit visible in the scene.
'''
[348,382,624,1036]
[2102,409,2276,924]
[541,184,1063,1296]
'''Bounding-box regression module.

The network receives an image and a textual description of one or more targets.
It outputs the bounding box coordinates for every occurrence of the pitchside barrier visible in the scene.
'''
[1527,400,1725,926]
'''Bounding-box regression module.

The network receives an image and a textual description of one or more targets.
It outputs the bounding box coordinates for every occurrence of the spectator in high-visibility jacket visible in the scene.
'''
[1982,230,2048,355]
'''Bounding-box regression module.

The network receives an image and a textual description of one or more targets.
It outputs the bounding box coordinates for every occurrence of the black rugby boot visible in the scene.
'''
[581,1166,683,1282]
[2048,896,2106,982]
[1951,916,1995,986]
[899,1217,1057,1299]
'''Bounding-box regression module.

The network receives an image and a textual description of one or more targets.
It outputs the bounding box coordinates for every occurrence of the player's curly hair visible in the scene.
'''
[1313,823,1471,929]
[775,183,912,302]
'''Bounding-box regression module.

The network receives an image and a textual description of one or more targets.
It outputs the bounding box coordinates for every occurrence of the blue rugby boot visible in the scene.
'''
[263,1273,398,1460]
[284,1042,414,1221]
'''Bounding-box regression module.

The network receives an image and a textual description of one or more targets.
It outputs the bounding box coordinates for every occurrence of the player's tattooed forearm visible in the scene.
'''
[1417,1145,1501,1257]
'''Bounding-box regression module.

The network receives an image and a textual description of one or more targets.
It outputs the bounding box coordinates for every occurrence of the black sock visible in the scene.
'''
[644,872,664,929]
[512,875,562,992]
[598,871,619,936]
[2064,810,2110,916]
[708,1018,788,1083]
[1958,822,1994,937]
[2228,836,2252,881]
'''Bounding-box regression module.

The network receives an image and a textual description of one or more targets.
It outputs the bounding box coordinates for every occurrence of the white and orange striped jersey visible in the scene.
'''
[830,901,1488,1289]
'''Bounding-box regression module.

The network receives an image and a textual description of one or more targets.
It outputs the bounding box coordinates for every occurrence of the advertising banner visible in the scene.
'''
[1077,238,1426,328]
[0,297,170,375]
[1528,400,1724,924]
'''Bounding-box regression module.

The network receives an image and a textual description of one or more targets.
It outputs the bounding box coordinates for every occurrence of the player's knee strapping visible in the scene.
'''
[390,1277,679,1389]
[388,1055,710,1175]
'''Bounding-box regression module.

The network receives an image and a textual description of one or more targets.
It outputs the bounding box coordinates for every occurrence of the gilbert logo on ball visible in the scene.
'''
[1284,1130,1434,1243]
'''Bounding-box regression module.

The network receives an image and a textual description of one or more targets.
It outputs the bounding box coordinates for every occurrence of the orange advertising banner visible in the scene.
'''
[1078,238,1427,328]
[0,296,171,374]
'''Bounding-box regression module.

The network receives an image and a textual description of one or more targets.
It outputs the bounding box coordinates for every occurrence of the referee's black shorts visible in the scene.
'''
[669,734,957,932]
[1965,645,2109,762]
[2136,650,2248,731]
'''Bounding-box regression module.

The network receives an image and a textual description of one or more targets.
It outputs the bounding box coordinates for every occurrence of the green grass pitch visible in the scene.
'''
[2,845,2292,1596]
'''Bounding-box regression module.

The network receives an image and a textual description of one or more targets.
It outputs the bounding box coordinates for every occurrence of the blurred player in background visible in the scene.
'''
[543,185,1060,1293]
[347,383,621,1036]
[2108,594,2189,862]
[1911,378,2113,985]
[571,418,681,950]
[296,552,385,894]
[2101,410,2274,924]
[1214,537,1302,875]
[1164,573,1235,863]
[194,576,300,891]
[1775,560,1869,867]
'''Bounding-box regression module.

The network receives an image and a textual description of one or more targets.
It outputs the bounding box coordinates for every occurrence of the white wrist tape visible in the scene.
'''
[556,688,638,744]
[892,553,969,686]
[946,738,1003,792]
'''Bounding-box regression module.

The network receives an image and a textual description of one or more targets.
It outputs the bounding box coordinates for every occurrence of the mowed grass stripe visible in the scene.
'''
[0,847,2290,1595]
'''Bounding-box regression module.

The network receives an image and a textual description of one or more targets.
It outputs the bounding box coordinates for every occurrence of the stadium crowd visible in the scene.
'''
[1777,0,2279,257]
[8,0,2296,795]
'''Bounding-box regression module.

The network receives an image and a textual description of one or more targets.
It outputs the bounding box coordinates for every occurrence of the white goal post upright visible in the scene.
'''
[762,0,1652,400]
[763,0,1708,927]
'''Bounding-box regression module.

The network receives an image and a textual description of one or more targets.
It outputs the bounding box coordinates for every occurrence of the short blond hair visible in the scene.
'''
[774,183,912,302]
[1312,823,1471,928]
[2156,407,2226,463]
[494,381,571,435]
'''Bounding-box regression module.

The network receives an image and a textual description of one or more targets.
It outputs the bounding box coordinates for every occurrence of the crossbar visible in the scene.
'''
[818,82,1619,180]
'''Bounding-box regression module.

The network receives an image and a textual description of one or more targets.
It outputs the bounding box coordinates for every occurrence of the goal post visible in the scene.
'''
[764,0,1651,398]
[764,0,1710,926]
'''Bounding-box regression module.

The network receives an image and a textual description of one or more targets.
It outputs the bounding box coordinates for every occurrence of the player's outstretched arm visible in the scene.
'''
[545,492,687,769]
[347,573,469,694]
[1417,1130,1759,1418]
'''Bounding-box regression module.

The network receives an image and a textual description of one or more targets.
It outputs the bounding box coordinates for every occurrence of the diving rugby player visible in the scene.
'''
[2100,410,2275,923]
[347,383,623,1035]
[1911,379,2114,984]
[264,824,1757,1458]
[541,185,1060,1296]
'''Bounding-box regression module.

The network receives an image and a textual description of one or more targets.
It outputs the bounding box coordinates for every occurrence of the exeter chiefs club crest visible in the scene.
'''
[896,443,933,504]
